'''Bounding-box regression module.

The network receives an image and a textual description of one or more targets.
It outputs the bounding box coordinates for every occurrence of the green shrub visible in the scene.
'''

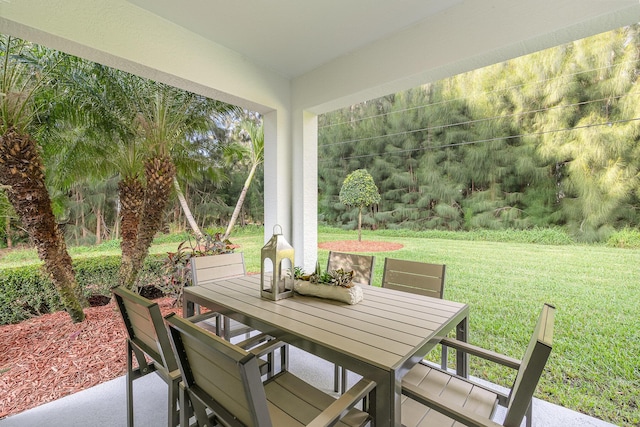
[0,254,165,325]
[371,227,575,245]
[606,228,640,248]
[158,233,235,305]
[0,264,61,325]
[204,224,263,237]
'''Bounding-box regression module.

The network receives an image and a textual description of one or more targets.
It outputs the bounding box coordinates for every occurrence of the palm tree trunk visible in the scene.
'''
[223,163,258,240]
[173,177,204,241]
[0,128,85,322]
[123,155,176,290]
[117,175,144,288]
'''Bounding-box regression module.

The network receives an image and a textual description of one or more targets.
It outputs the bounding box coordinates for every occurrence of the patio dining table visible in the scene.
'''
[183,274,469,427]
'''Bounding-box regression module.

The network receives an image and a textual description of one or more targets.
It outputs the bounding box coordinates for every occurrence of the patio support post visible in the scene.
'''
[292,110,318,272]
[262,110,294,252]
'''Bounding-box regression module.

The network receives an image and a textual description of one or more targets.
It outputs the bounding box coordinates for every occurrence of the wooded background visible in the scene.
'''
[318,25,640,242]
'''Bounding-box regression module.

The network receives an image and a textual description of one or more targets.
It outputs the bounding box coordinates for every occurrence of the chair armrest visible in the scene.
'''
[235,332,271,350]
[241,335,287,358]
[403,382,503,427]
[306,378,376,427]
[185,312,220,324]
[440,337,521,370]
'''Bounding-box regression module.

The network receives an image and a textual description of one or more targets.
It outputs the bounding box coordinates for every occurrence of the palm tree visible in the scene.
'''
[54,61,146,285]
[0,35,85,322]
[122,82,239,289]
[223,120,264,240]
[62,60,238,289]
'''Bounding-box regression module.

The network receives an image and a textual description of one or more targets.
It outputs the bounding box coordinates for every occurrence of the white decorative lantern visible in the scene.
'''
[260,225,295,300]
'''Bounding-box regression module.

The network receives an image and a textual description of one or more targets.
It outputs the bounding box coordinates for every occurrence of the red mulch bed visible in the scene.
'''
[0,297,180,419]
[0,240,401,419]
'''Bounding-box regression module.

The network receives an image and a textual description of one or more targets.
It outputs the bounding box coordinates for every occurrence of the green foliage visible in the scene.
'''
[158,233,235,305]
[606,228,640,248]
[298,262,355,288]
[339,169,381,208]
[318,25,640,240]
[0,254,165,324]
[370,226,575,245]
[204,224,263,237]
[0,264,61,325]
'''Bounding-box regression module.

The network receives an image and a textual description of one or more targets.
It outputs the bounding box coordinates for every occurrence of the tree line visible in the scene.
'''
[318,25,640,242]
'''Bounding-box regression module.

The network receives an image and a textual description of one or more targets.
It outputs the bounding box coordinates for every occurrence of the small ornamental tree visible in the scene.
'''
[339,169,381,242]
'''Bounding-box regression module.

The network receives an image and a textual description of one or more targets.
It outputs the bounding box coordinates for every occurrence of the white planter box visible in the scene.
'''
[293,280,363,305]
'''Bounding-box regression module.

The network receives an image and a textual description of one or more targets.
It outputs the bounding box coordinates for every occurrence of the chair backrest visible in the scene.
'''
[381,258,446,299]
[191,252,246,285]
[113,286,178,372]
[503,303,555,427]
[165,313,271,427]
[326,251,375,286]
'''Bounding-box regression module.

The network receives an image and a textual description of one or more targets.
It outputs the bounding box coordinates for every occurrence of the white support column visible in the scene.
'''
[292,110,318,272]
[262,110,294,245]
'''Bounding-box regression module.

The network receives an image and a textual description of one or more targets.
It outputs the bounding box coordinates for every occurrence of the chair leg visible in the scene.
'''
[334,364,340,393]
[126,343,134,427]
[341,365,348,395]
[267,350,274,379]
[167,378,180,427]
[179,383,189,427]
[440,343,448,371]
[188,390,210,426]
[281,344,289,372]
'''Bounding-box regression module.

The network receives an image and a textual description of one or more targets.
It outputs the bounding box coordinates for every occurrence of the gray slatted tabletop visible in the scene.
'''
[184,275,469,427]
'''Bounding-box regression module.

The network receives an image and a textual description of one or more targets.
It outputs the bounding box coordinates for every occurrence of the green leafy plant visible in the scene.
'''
[0,254,164,324]
[159,233,235,305]
[291,263,355,288]
[339,169,381,242]
[290,266,306,280]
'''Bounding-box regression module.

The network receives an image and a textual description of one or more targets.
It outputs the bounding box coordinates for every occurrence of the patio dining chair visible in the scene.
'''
[327,251,376,287]
[381,258,449,370]
[164,312,377,427]
[113,286,283,427]
[327,251,376,393]
[401,303,555,427]
[186,252,253,340]
[113,287,183,427]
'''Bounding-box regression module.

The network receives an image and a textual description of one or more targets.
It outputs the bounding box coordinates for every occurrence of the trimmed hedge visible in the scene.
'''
[0,254,165,325]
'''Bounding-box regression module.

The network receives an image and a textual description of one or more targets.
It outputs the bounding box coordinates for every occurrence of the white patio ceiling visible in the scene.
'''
[1,0,639,267]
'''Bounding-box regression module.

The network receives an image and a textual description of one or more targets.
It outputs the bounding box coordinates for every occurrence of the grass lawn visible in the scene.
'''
[2,227,638,425]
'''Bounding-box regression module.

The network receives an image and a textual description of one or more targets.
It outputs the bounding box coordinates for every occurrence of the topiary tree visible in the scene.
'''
[339,169,381,242]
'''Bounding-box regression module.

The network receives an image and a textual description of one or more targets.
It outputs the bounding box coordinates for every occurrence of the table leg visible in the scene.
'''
[372,370,395,427]
[456,316,469,378]
[183,295,195,317]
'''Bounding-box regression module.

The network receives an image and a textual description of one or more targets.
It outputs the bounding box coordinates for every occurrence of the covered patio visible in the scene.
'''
[1,0,639,270]
[1,2,640,426]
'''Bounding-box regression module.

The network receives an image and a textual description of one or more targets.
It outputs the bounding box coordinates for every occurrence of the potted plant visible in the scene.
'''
[290,263,363,304]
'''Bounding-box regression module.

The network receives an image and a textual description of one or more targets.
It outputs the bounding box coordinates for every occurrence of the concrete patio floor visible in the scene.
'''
[0,346,619,427]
